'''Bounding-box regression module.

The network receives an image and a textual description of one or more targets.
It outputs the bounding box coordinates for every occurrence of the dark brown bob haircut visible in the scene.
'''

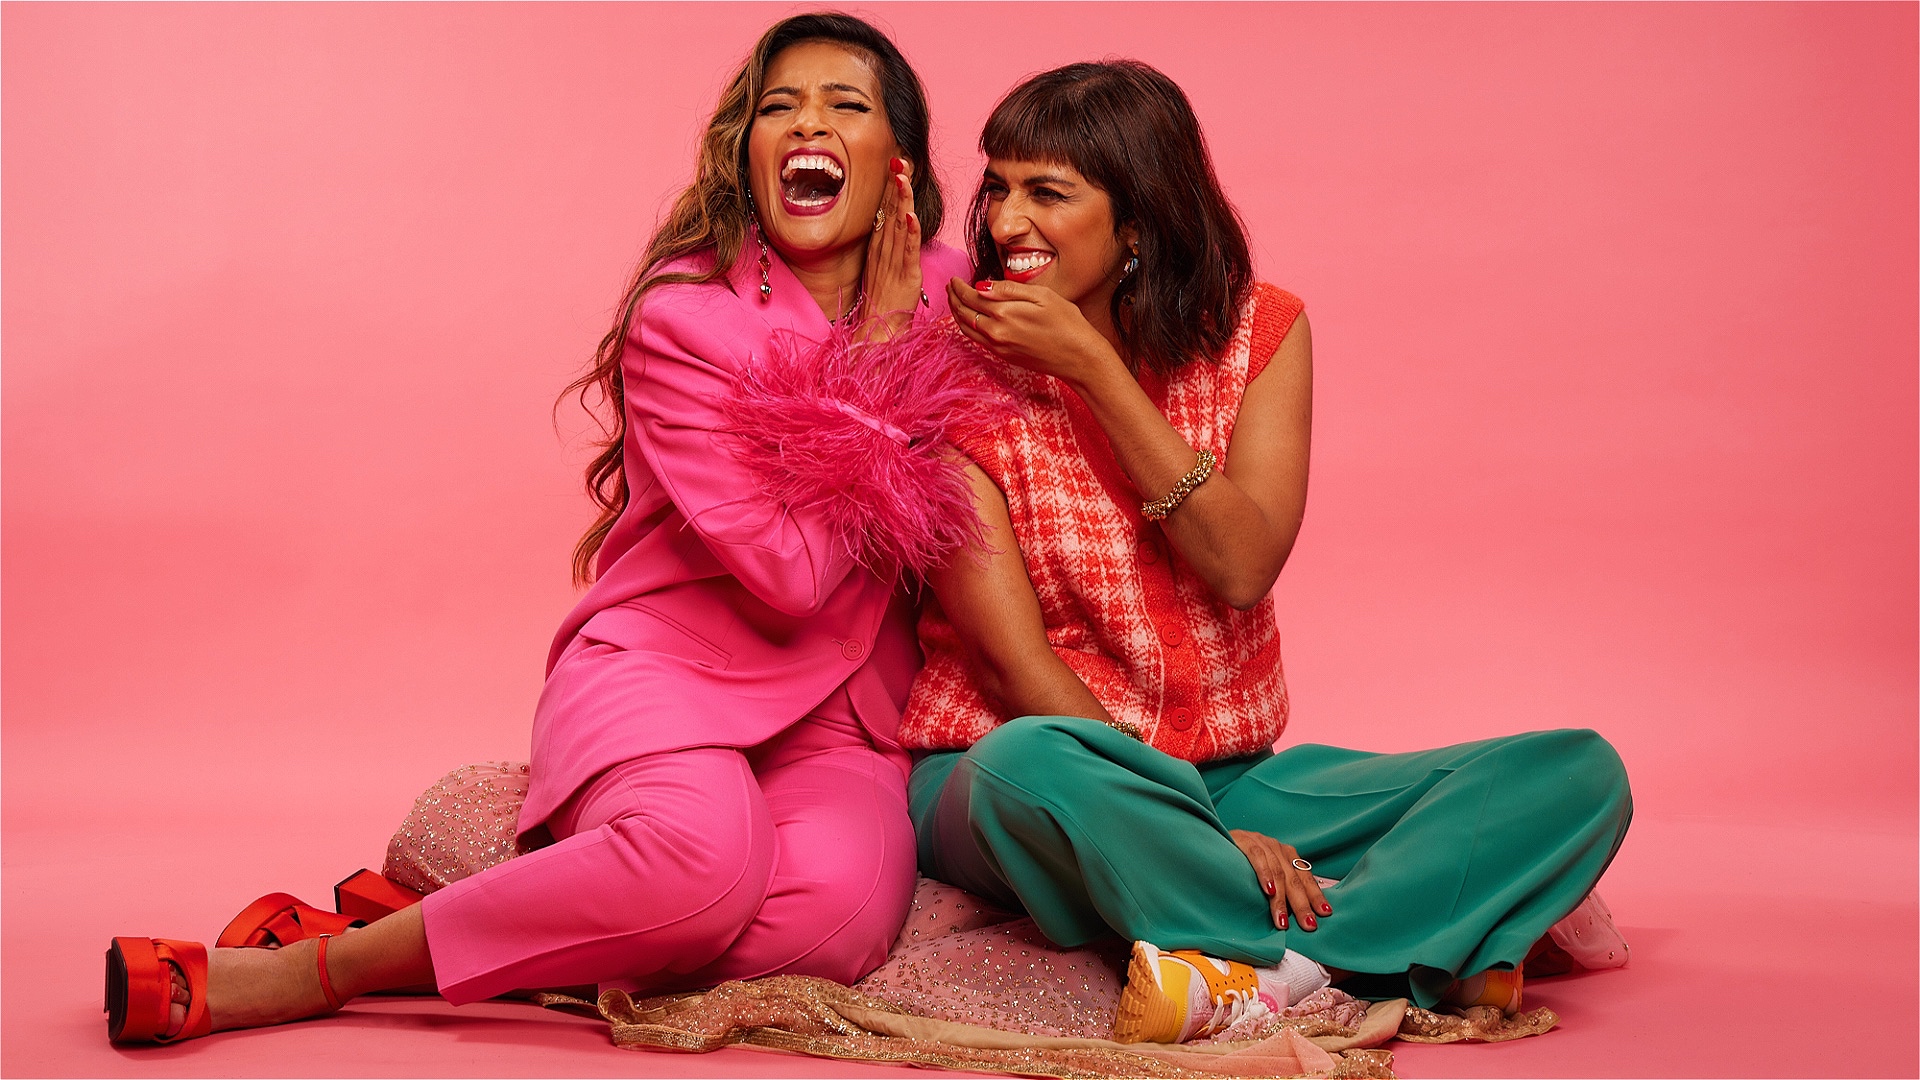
[968,60,1252,376]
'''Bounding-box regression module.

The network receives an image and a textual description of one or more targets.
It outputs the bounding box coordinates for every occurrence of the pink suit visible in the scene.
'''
[420,240,973,1004]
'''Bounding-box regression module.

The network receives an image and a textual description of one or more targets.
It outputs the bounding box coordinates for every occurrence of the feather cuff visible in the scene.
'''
[722,322,1016,575]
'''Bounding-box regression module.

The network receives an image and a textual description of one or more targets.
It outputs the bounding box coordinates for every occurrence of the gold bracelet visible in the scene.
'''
[1140,449,1215,520]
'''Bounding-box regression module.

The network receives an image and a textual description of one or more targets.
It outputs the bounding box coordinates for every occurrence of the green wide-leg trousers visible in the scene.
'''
[909,717,1632,1007]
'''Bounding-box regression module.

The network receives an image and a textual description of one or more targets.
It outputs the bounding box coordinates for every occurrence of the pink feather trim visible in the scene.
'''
[722,321,1018,575]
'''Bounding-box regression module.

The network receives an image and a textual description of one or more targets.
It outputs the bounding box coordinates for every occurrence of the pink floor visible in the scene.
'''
[4,792,1914,1077]
[5,3,1916,1077]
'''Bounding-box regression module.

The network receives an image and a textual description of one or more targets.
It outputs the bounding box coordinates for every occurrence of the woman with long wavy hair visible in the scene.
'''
[103,12,973,1043]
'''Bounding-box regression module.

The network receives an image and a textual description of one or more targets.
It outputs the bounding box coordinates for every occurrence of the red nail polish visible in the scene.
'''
[1263,881,1275,896]
[890,156,906,172]
[975,280,993,292]
[1304,916,1316,929]
[1278,916,1287,929]
[1321,904,1332,915]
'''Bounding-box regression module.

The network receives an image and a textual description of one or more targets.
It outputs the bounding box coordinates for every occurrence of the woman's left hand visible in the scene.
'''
[858,158,923,340]
[948,277,1121,384]
[1229,829,1331,932]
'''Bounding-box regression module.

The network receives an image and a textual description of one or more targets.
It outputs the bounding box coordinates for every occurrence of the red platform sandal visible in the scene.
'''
[218,871,424,950]
[333,869,424,923]
[106,934,345,1043]
[216,893,361,949]
[105,937,212,1043]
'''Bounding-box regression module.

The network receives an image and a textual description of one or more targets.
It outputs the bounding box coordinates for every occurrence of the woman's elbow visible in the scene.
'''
[763,586,830,618]
[730,552,844,617]
[1222,578,1277,611]
[1215,556,1288,610]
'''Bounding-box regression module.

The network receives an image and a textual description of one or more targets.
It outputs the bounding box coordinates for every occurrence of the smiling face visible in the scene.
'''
[982,158,1136,329]
[746,41,901,269]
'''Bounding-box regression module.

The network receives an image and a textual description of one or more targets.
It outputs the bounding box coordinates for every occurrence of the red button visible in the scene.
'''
[1160,624,1185,648]
[1138,539,1159,565]
[841,639,864,660]
[1169,706,1194,731]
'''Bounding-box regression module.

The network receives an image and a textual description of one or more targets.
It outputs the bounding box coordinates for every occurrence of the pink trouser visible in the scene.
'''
[419,698,917,1005]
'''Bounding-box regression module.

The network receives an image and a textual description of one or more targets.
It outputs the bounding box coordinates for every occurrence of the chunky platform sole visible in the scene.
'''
[106,937,211,1044]
[1112,941,1185,1044]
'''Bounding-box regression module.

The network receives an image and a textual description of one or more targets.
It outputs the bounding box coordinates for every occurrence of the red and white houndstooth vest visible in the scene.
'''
[900,283,1304,763]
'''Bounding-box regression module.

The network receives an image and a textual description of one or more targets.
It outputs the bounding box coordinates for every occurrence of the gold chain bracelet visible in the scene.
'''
[1140,449,1215,520]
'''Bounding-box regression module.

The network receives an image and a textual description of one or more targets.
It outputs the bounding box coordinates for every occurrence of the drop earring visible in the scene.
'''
[757,226,772,302]
[747,189,772,302]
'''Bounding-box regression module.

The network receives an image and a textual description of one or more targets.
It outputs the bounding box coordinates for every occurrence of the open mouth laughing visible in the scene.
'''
[780,149,846,215]
[1001,248,1056,283]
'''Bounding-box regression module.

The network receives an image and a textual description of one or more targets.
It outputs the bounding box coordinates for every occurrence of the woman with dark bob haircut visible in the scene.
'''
[901,60,1634,1043]
[104,12,974,1043]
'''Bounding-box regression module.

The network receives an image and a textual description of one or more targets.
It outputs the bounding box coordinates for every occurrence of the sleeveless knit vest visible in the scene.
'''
[900,283,1304,763]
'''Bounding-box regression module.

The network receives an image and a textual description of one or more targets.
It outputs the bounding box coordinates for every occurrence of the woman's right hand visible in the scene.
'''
[858,157,922,339]
[1230,829,1331,931]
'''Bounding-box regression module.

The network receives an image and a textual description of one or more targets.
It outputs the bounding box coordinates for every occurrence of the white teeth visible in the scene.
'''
[781,153,843,180]
[1004,252,1054,273]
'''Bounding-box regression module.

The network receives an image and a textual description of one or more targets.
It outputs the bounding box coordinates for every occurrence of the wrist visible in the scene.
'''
[1059,337,1131,398]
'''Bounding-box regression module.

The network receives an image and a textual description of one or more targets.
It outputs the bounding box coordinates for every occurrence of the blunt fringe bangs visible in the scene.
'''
[967,60,1252,375]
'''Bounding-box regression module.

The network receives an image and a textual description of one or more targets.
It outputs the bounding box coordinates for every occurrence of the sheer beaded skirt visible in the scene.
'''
[383,761,537,894]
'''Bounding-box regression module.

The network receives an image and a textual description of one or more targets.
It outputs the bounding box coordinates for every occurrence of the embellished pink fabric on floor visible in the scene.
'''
[385,763,1621,1076]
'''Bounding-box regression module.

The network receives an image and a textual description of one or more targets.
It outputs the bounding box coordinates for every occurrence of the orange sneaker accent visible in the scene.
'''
[1168,949,1258,1003]
[105,937,212,1043]
[1113,943,1269,1044]
[1446,966,1525,1017]
[1112,941,1188,1043]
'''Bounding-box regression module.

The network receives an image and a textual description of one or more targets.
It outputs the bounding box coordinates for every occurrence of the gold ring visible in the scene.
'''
[873,210,885,233]
[972,311,981,330]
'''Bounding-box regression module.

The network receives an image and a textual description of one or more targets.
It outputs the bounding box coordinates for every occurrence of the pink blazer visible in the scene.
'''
[523,240,972,827]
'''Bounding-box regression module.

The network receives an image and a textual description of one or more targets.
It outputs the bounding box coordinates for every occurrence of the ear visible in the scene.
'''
[1119,223,1141,251]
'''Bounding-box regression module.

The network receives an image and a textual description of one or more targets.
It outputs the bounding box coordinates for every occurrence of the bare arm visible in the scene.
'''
[1072,314,1312,609]
[927,463,1114,725]
[950,278,1313,610]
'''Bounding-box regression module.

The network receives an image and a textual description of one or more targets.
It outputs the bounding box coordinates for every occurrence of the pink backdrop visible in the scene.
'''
[5,3,1914,1076]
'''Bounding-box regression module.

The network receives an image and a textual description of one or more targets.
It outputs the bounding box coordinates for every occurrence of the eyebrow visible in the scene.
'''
[983,167,1080,189]
[760,82,873,100]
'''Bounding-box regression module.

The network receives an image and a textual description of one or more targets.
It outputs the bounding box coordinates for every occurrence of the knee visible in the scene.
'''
[784,894,908,985]
[967,715,1092,796]
[597,805,771,941]
[1529,728,1631,809]
[765,849,916,985]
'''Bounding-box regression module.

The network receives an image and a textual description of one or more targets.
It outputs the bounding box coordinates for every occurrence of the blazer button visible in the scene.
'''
[1169,706,1194,731]
[1138,539,1159,565]
[1160,623,1185,648]
[841,638,865,660]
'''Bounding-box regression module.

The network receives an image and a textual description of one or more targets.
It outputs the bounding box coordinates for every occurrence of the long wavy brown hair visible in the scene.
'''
[563,12,944,584]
